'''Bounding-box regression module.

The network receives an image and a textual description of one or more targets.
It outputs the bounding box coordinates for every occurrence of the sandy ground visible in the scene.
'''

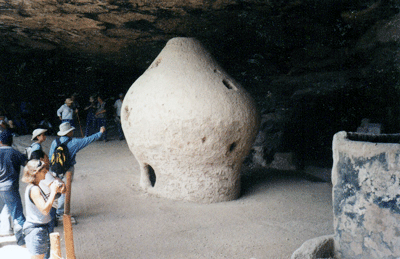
[0,130,334,259]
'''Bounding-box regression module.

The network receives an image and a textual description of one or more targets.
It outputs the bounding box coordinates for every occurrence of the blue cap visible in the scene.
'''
[0,130,12,144]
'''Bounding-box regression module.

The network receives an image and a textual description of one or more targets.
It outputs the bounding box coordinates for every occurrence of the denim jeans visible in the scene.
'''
[24,223,52,259]
[56,193,66,216]
[85,113,97,137]
[116,116,124,140]
[0,204,12,235]
[56,166,74,216]
[96,118,107,140]
[0,187,26,245]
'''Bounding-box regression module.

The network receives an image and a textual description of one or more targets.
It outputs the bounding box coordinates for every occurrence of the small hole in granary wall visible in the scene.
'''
[150,58,162,69]
[146,164,156,187]
[124,105,130,120]
[228,142,237,152]
[222,79,237,90]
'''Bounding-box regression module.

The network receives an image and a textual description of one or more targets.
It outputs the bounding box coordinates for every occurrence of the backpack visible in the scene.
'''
[25,144,34,160]
[25,144,46,161]
[50,138,72,178]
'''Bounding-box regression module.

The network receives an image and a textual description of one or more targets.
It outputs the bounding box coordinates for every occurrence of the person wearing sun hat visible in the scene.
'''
[28,128,66,229]
[28,128,48,160]
[48,122,106,222]
[57,98,76,127]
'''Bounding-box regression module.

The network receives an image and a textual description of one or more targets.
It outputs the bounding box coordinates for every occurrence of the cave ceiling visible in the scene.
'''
[0,0,399,104]
[1,1,396,67]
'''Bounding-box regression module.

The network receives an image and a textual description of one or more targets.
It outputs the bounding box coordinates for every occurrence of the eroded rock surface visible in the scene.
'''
[122,37,259,203]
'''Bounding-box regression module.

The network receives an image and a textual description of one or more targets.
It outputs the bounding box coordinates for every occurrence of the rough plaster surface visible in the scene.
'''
[332,131,400,259]
[121,37,259,203]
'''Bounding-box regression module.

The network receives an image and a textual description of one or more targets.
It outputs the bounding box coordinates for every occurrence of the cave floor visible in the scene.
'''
[1,132,333,259]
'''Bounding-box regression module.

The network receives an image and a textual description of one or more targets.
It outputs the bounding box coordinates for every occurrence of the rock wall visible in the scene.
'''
[1,1,400,172]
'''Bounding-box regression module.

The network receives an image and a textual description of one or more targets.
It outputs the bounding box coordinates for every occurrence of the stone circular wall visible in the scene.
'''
[121,37,259,203]
[332,131,400,258]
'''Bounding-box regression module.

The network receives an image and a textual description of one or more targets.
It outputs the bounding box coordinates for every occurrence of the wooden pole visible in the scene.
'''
[64,215,75,259]
[64,171,72,215]
[50,232,62,259]
[64,171,76,259]
[76,113,84,137]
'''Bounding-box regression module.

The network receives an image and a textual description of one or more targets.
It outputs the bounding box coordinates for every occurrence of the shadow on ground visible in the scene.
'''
[240,167,330,198]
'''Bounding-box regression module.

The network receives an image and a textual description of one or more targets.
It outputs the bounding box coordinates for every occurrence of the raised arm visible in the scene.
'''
[30,183,61,215]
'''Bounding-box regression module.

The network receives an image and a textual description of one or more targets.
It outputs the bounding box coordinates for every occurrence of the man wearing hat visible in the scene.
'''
[57,98,76,127]
[0,130,27,245]
[49,122,106,222]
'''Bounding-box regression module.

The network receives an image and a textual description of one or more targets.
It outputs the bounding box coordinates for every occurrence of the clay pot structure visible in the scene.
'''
[292,131,400,259]
[121,37,259,203]
[331,131,400,258]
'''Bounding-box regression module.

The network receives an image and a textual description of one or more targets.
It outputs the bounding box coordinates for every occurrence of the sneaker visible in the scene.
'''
[57,215,77,225]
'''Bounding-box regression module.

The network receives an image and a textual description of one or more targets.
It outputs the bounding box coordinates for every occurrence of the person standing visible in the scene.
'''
[48,122,106,223]
[22,159,63,259]
[84,95,97,137]
[28,128,48,161]
[7,101,28,135]
[113,93,125,140]
[0,130,26,246]
[29,128,66,229]
[57,98,75,127]
[70,93,82,134]
[95,95,107,142]
[20,99,33,133]
[70,93,80,114]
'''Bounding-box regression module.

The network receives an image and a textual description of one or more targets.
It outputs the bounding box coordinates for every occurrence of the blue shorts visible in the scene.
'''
[24,225,50,256]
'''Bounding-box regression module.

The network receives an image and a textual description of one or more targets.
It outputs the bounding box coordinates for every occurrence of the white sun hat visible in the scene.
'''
[57,122,75,136]
[31,128,48,141]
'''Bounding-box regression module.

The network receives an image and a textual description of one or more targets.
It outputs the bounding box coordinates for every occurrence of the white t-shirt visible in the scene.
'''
[114,99,123,117]
[57,104,73,120]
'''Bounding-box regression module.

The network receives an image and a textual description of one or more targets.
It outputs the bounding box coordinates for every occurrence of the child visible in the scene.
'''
[28,129,48,161]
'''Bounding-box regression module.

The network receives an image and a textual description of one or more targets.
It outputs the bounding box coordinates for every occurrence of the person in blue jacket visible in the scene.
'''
[49,122,105,223]
[0,130,27,245]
